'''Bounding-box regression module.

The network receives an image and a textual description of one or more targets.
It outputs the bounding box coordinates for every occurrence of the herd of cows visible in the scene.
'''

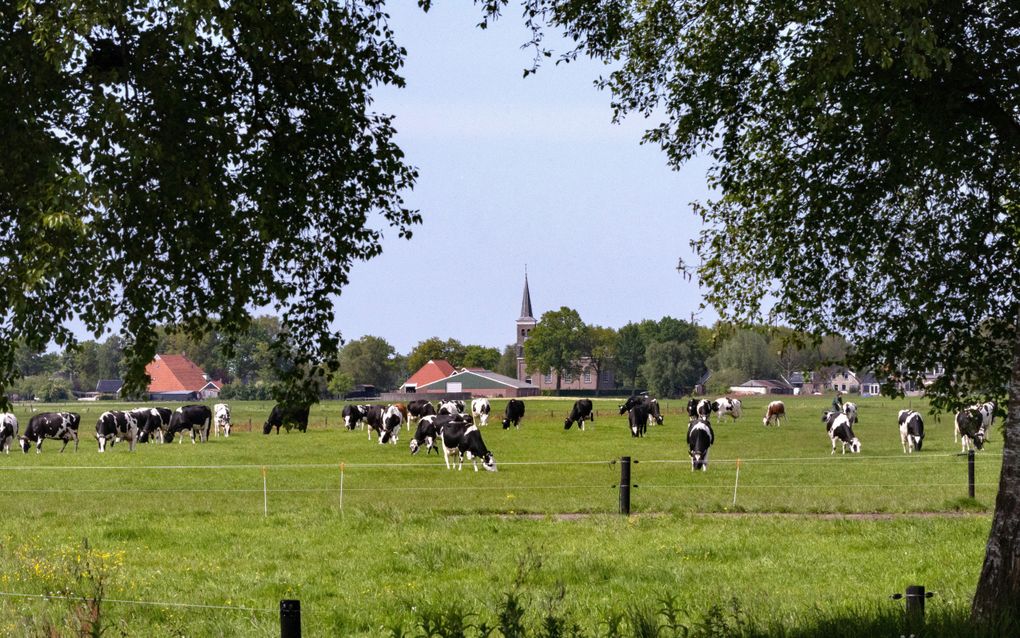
[0,395,1000,473]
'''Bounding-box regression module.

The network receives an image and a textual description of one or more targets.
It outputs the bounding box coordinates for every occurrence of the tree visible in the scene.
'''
[496,345,518,379]
[338,336,401,390]
[614,323,646,391]
[406,338,467,372]
[461,345,501,370]
[2,1,419,406]
[710,330,779,381]
[327,372,355,400]
[641,341,706,398]
[523,307,587,392]
[500,0,1019,620]
[583,325,617,393]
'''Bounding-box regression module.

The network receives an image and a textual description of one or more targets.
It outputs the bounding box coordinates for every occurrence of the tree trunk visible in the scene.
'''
[972,306,1020,622]
[555,370,562,395]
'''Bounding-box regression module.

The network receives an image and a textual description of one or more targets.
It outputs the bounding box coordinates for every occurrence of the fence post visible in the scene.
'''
[968,450,975,499]
[905,585,927,626]
[619,456,632,515]
[732,459,742,507]
[262,466,268,517]
[280,599,301,638]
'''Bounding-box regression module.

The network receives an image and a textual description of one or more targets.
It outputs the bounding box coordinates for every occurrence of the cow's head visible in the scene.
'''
[409,438,420,454]
[481,452,497,472]
[563,417,573,430]
[849,438,862,454]
[974,427,987,450]
[18,436,29,453]
[690,449,707,471]
[502,418,511,430]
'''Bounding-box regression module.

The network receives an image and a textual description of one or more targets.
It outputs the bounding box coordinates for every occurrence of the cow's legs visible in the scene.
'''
[443,446,453,469]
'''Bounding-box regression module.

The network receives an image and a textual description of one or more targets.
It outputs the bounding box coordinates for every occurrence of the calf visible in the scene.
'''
[687,419,715,471]
[213,403,231,437]
[19,412,80,453]
[898,409,925,453]
[342,404,368,430]
[471,398,492,426]
[262,404,311,435]
[564,399,594,431]
[502,399,526,430]
[828,413,861,454]
[168,405,213,443]
[406,400,436,430]
[440,419,496,472]
[715,398,742,423]
[0,413,18,454]
[762,401,786,427]
[955,408,986,452]
[95,410,140,452]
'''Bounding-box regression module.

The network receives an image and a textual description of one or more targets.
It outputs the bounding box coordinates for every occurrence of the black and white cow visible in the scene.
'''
[19,412,80,454]
[715,398,742,423]
[263,404,311,435]
[564,399,594,431]
[842,401,858,426]
[686,398,699,420]
[363,405,401,443]
[406,400,436,431]
[687,419,715,471]
[342,404,368,431]
[626,400,652,438]
[409,414,443,455]
[827,413,861,454]
[955,408,986,452]
[502,399,526,430]
[213,403,231,437]
[438,400,465,416]
[647,398,664,426]
[440,419,496,471]
[898,409,925,453]
[95,410,140,452]
[381,405,403,444]
[0,413,18,454]
[137,407,172,443]
[471,398,491,426]
[167,405,213,443]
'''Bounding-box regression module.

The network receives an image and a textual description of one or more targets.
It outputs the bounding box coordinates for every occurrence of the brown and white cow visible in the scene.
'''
[762,401,786,427]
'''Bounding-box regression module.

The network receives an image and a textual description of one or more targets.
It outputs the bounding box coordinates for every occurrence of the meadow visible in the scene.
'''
[0,396,1001,636]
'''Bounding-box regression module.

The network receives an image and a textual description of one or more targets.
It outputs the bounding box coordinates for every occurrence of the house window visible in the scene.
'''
[564,373,573,384]
[544,373,552,384]
[584,369,592,383]
[841,384,846,391]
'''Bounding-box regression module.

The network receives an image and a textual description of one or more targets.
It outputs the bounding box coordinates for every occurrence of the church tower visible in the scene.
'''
[515,273,537,383]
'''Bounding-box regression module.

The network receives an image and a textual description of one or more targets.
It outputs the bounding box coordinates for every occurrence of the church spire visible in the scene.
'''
[519,272,534,320]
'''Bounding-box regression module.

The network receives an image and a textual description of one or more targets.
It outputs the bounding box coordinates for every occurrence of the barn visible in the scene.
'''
[400,359,456,393]
[729,379,794,395]
[145,354,223,400]
[417,368,540,398]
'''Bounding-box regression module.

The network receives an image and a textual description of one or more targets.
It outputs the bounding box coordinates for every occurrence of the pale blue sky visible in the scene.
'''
[331,4,716,354]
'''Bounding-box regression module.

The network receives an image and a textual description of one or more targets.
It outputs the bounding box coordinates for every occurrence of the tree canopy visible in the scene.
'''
[1,0,419,405]
[489,0,1019,622]
[523,306,587,391]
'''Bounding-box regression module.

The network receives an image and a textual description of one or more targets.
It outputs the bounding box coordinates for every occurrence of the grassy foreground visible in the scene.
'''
[0,396,1001,635]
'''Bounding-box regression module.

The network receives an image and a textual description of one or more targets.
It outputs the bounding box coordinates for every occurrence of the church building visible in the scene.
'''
[515,275,616,392]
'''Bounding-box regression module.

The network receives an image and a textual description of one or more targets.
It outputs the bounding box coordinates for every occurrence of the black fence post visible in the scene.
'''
[281,599,301,638]
[905,585,927,626]
[968,450,976,499]
[619,456,632,515]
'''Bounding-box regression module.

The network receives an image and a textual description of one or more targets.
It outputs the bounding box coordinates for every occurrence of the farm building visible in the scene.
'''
[95,379,124,397]
[145,354,222,400]
[729,379,794,395]
[786,371,828,395]
[830,369,861,393]
[417,368,540,398]
[400,359,456,393]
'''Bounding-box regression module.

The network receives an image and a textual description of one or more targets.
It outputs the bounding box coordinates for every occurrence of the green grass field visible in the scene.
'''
[0,396,1001,636]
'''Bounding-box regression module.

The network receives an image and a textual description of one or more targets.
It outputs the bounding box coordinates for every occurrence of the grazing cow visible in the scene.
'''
[263,404,311,435]
[363,405,401,443]
[687,419,715,471]
[137,407,172,443]
[406,400,436,430]
[955,408,986,452]
[213,403,231,437]
[342,404,368,431]
[502,399,526,430]
[627,400,653,437]
[898,409,925,453]
[409,414,442,455]
[381,405,404,444]
[828,413,861,454]
[762,401,786,427]
[564,399,594,431]
[715,398,742,423]
[471,398,492,426]
[440,419,496,471]
[95,411,140,452]
[438,400,465,416]
[0,413,18,454]
[842,402,858,425]
[167,405,213,443]
[647,398,664,426]
[19,412,80,453]
[621,394,651,415]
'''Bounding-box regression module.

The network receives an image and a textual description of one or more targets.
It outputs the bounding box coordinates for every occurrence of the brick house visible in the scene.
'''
[145,354,222,400]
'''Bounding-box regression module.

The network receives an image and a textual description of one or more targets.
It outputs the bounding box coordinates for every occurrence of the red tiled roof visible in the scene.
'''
[146,354,214,393]
[403,359,456,387]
